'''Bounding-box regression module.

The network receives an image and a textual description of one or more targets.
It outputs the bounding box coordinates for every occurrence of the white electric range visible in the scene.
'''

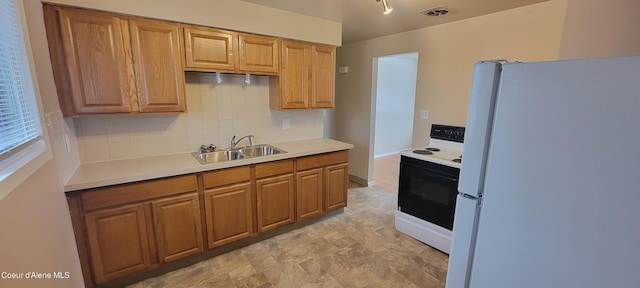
[396,124,465,254]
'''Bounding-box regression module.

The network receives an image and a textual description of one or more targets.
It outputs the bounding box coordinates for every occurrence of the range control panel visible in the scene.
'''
[430,124,465,143]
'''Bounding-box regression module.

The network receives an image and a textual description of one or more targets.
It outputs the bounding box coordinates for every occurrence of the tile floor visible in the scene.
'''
[127,185,448,288]
[373,153,401,194]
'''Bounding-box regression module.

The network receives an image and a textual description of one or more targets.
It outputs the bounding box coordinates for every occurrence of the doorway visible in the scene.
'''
[370,52,418,193]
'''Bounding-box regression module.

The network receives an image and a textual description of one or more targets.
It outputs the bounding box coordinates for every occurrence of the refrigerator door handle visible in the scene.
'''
[461,193,482,206]
[458,62,502,199]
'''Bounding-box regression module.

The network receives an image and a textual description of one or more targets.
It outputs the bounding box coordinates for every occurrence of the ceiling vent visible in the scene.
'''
[420,6,449,17]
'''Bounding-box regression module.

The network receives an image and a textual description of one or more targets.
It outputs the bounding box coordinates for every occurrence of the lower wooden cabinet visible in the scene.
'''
[255,160,295,232]
[296,168,323,220]
[201,166,253,249]
[296,151,349,219]
[71,175,199,285]
[151,193,204,263]
[325,163,349,211]
[67,151,348,287]
[204,182,253,248]
[256,174,295,232]
[84,203,152,284]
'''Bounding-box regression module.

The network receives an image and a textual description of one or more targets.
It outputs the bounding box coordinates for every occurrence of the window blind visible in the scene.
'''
[0,0,42,159]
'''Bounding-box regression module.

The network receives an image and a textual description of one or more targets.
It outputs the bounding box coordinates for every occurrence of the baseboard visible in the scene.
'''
[374,150,405,158]
[349,174,373,187]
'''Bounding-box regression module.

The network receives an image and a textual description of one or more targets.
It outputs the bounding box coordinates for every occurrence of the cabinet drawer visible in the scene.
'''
[255,160,294,179]
[202,166,251,188]
[296,150,348,171]
[81,175,197,211]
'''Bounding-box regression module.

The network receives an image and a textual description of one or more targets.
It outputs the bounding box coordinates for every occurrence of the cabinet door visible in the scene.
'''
[129,18,186,112]
[311,45,336,108]
[325,163,349,211]
[85,203,151,283]
[256,174,295,232]
[296,168,323,220]
[238,34,279,74]
[57,8,132,114]
[151,193,204,264]
[184,26,237,72]
[204,182,253,249]
[278,41,311,109]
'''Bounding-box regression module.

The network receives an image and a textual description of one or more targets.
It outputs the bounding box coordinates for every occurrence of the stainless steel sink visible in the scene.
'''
[237,144,284,157]
[191,144,286,164]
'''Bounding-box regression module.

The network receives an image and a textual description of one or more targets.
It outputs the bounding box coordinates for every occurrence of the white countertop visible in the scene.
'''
[65,138,353,192]
[400,148,462,169]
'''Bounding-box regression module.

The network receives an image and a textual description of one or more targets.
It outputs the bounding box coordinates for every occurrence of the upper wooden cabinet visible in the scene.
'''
[183,27,279,75]
[129,19,187,112]
[44,5,186,116]
[311,44,336,109]
[238,34,279,75]
[129,18,186,113]
[52,7,133,115]
[183,26,237,72]
[271,41,311,109]
[270,40,336,109]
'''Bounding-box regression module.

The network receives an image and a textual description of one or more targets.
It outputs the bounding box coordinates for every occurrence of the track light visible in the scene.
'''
[377,0,393,14]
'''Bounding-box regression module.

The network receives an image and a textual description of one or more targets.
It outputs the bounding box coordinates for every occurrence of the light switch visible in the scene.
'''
[420,110,429,120]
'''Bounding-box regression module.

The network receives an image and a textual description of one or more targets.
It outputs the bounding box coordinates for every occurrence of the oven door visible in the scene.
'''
[398,156,459,230]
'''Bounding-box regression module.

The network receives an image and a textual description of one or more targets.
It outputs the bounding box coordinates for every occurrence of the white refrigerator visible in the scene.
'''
[446,56,640,288]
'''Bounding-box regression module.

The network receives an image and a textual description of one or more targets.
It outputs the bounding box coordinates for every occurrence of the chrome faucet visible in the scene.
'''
[230,134,254,148]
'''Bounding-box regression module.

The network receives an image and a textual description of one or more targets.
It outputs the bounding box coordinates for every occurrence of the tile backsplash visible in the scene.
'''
[45,110,80,183]
[75,73,324,163]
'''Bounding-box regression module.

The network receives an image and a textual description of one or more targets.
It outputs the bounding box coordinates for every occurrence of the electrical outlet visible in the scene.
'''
[420,110,429,120]
[282,119,290,129]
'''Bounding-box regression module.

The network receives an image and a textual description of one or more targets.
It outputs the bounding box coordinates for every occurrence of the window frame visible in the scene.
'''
[0,0,53,200]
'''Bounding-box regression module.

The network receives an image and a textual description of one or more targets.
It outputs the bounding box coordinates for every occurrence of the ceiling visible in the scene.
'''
[239,0,550,44]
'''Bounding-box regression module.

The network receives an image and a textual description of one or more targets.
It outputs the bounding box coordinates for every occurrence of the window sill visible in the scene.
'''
[0,139,52,200]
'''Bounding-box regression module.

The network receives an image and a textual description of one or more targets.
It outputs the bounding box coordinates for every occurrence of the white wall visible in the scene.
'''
[42,0,342,46]
[332,0,568,181]
[75,73,323,162]
[0,161,84,288]
[373,54,417,156]
[0,1,85,287]
[558,0,640,59]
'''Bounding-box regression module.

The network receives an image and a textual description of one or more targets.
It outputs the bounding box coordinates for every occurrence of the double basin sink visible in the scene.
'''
[192,144,286,164]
